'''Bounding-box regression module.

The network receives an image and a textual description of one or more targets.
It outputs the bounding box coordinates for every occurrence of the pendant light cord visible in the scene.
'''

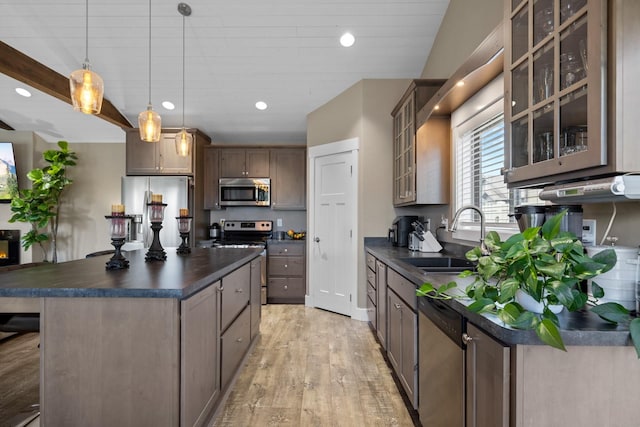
[181,13,186,128]
[84,0,89,63]
[148,0,152,105]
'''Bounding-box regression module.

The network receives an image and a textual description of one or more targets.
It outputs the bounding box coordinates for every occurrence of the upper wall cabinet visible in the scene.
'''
[270,148,306,210]
[504,0,640,187]
[391,80,447,206]
[219,148,270,178]
[126,129,209,176]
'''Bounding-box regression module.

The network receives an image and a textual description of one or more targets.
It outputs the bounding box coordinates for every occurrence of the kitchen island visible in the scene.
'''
[365,238,640,427]
[0,247,263,427]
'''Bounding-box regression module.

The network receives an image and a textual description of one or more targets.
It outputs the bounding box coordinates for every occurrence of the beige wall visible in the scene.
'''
[0,130,125,263]
[307,79,410,307]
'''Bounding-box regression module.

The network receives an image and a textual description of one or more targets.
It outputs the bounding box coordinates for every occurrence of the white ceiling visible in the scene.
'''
[0,0,449,143]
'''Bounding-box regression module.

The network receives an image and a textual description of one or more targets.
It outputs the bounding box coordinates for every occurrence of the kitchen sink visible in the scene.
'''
[398,256,475,273]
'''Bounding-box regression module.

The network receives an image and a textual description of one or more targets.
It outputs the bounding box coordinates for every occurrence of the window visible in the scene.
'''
[452,75,541,230]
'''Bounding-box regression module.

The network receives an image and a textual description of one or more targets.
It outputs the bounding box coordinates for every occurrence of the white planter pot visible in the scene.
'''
[515,289,564,314]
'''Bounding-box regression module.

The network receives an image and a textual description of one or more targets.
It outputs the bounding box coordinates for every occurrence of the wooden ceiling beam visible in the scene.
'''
[0,41,132,130]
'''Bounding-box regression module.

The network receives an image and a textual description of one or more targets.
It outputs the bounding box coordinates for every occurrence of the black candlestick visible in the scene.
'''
[145,221,167,261]
[177,231,191,255]
[106,237,129,270]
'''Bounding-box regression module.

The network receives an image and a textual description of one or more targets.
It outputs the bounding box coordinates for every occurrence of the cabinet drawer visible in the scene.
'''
[268,256,304,276]
[366,253,376,271]
[367,281,377,306]
[268,243,304,256]
[267,277,305,300]
[367,268,376,289]
[220,264,250,332]
[367,294,376,328]
[387,268,417,310]
[220,305,251,389]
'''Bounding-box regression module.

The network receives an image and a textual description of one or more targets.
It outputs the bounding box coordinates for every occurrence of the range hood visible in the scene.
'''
[538,175,640,203]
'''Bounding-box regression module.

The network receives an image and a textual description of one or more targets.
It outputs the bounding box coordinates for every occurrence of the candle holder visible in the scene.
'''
[104,214,131,270]
[176,216,192,255]
[145,202,167,262]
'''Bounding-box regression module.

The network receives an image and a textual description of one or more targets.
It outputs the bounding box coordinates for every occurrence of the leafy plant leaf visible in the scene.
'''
[590,249,617,274]
[468,298,495,313]
[590,302,630,324]
[541,210,566,240]
[629,318,640,359]
[536,318,566,351]
[591,282,605,299]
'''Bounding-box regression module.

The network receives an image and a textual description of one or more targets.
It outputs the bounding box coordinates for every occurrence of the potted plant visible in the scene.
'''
[417,210,640,355]
[8,141,77,263]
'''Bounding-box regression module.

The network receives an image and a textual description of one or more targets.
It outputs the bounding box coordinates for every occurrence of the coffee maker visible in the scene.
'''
[389,216,419,247]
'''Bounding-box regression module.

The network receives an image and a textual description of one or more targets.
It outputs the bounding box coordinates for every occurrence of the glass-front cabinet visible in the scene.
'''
[504,0,606,186]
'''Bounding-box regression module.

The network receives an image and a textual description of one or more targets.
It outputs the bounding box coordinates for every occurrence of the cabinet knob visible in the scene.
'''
[462,333,473,344]
[284,285,288,290]
[284,248,288,253]
[235,288,243,293]
[236,337,243,343]
[394,303,401,310]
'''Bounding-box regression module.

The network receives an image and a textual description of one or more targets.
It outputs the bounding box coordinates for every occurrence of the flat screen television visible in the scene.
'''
[0,142,19,203]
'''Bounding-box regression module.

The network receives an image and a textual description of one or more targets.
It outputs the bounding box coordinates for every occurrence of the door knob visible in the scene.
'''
[314,237,320,242]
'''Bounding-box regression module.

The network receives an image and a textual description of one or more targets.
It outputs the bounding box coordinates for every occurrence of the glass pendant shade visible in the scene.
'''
[70,64,104,115]
[138,105,161,142]
[175,128,193,157]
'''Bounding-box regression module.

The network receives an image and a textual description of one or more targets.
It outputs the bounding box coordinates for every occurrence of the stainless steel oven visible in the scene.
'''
[219,178,270,207]
[213,220,272,304]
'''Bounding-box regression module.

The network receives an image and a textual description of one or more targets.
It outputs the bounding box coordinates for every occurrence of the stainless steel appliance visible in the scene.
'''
[418,296,465,426]
[539,174,640,203]
[209,222,221,240]
[121,176,191,250]
[219,178,270,207]
[389,216,418,247]
[544,204,583,238]
[510,205,547,232]
[214,220,272,304]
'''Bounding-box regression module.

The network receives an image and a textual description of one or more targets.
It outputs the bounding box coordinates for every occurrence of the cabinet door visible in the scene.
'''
[126,131,159,174]
[465,323,510,427]
[393,93,416,205]
[220,305,251,390]
[387,289,403,375]
[159,133,192,174]
[504,0,606,186]
[220,263,250,332]
[203,147,220,210]
[180,283,220,427]
[245,149,270,177]
[219,149,247,177]
[400,306,417,408]
[375,261,387,350]
[250,257,261,340]
[270,148,306,210]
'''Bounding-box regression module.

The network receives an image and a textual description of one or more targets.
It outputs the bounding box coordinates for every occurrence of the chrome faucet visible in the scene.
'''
[450,205,488,255]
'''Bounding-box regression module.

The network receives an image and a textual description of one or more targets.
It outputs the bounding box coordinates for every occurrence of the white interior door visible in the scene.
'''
[309,145,357,317]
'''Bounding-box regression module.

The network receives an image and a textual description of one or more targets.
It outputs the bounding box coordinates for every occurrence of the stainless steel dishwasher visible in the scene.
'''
[418,296,465,426]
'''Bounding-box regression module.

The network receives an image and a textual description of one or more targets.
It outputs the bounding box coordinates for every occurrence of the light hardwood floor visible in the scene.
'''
[213,304,416,426]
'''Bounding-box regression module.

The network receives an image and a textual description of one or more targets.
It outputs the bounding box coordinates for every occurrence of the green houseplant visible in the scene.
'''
[417,210,640,355]
[8,141,77,263]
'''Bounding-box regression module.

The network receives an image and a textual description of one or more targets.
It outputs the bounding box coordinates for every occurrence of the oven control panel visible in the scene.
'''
[223,220,273,232]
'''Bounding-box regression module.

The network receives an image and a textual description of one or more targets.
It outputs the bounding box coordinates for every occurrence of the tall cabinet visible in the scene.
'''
[504,0,640,187]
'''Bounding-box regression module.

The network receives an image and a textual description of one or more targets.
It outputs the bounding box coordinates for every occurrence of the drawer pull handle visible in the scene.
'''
[236,338,243,343]
[219,286,224,292]
[284,264,288,268]
[235,289,243,293]
[284,285,288,290]
[394,303,401,310]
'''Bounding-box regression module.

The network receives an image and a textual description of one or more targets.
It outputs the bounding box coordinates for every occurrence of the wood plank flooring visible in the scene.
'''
[213,305,416,426]
[0,306,416,427]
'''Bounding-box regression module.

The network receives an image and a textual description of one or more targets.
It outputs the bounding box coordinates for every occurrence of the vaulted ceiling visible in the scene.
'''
[0,0,449,143]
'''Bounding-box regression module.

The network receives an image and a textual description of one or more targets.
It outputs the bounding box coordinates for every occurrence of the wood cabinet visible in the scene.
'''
[386,268,418,409]
[203,147,220,210]
[391,80,446,206]
[125,128,209,176]
[267,241,305,304]
[220,148,270,178]
[180,283,221,427]
[270,148,306,210]
[504,0,640,186]
[375,260,387,350]
[250,257,262,341]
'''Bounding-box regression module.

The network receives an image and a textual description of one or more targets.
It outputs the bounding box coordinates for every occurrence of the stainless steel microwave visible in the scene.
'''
[219,178,270,207]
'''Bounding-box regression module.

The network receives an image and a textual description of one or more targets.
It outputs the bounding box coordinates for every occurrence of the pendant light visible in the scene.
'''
[138,0,161,142]
[69,0,104,115]
[175,2,193,158]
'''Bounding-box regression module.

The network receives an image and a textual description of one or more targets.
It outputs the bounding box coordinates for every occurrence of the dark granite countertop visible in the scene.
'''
[364,237,635,347]
[0,247,262,300]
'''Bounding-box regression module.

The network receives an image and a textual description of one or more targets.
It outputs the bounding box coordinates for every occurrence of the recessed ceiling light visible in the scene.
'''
[162,101,175,110]
[255,101,268,110]
[340,32,355,47]
[15,87,31,97]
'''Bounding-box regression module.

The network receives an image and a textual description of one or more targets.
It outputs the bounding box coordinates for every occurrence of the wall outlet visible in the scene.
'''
[277,218,283,227]
[582,219,596,246]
